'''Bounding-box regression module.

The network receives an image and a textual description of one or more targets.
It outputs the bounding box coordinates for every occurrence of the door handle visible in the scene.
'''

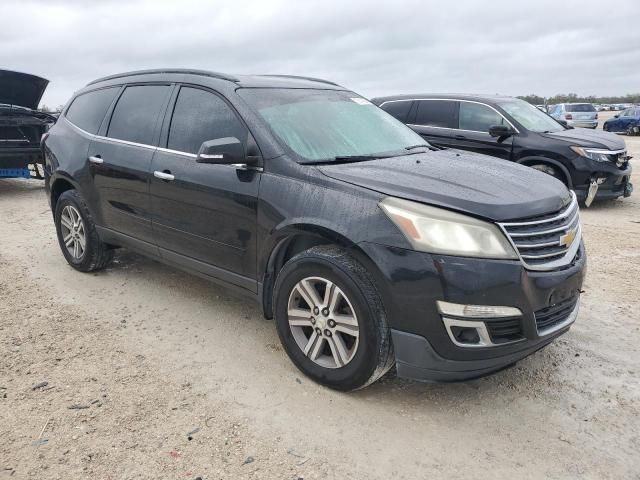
[89,155,103,164]
[454,134,466,139]
[154,170,175,181]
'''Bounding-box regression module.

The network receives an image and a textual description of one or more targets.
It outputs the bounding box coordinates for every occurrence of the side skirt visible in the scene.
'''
[96,226,259,301]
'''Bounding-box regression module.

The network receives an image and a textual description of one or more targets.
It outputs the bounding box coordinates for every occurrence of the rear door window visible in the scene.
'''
[107,85,171,145]
[379,100,413,123]
[459,102,506,132]
[65,87,119,134]
[565,104,596,112]
[167,87,247,154]
[414,100,457,128]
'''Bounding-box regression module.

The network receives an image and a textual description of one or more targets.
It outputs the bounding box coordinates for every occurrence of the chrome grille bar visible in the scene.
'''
[498,192,581,271]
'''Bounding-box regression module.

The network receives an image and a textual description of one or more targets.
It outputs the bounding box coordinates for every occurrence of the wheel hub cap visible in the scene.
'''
[60,205,86,260]
[287,276,360,369]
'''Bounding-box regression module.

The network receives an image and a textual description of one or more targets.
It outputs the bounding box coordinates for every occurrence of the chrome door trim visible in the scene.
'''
[379,98,520,134]
[156,147,197,158]
[65,117,264,172]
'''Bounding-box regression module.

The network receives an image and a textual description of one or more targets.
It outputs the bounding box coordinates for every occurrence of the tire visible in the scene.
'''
[273,245,394,391]
[529,163,565,184]
[54,189,113,272]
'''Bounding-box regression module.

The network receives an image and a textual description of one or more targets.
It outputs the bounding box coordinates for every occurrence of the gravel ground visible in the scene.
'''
[1,115,638,479]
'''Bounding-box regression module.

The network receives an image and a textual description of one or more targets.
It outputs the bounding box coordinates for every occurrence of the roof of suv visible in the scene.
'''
[371,93,517,105]
[86,68,344,90]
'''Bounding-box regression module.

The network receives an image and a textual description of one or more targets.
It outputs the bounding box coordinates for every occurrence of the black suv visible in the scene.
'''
[373,94,633,205]
[44,70,585,390]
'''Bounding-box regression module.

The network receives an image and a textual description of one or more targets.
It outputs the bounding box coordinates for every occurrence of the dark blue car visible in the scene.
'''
[603,107,640,135]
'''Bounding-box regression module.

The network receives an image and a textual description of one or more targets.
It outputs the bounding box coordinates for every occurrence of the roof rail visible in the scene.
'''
[87,69,238,86]
[257,74,341,87]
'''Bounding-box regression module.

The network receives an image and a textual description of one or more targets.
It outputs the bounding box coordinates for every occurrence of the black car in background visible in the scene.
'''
[0,69,55,179]
[43,70,585,390]
[373,94,633,205]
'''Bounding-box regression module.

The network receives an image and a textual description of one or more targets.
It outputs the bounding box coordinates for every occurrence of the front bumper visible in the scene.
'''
[567,120,598,129]
[357,241,586,382]
[571,157,632,201]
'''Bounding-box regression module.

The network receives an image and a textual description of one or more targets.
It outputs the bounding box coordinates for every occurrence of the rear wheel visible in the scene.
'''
[54,190,113,272]
[273,246,394,391]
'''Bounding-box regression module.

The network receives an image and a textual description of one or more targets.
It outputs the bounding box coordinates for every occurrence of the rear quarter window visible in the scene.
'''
[379,100,413,123]
[107,85,171,145]
[65,87,119,134]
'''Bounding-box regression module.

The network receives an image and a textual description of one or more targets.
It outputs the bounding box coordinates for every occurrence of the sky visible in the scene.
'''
[2,0,639,108]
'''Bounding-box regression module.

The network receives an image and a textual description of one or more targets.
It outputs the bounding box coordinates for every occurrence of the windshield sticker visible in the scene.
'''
[351,97,372,105]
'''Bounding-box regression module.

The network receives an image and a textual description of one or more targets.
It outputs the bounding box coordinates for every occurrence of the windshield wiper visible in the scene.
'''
[304,154,390,165]
[405,144,430,150]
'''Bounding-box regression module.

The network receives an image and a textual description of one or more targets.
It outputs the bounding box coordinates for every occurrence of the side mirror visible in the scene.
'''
[614,114,619,118]
[196,137,247,164]
[488,125,514,138]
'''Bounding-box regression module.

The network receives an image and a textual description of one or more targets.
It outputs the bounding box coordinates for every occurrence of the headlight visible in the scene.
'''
[379,197,518,259]
[570,146,613,163]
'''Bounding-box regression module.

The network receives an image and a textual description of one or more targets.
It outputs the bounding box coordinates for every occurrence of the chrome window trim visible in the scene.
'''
[378,98,520,134]
[65,117,263,171]
[156,146,197,158]
[64,117,156,151]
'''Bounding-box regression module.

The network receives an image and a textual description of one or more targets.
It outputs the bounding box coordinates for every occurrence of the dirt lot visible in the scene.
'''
[1,118,639,479]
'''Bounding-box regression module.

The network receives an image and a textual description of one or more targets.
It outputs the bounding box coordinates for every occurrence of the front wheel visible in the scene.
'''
[529,164,565,184]
[273,246,394,391]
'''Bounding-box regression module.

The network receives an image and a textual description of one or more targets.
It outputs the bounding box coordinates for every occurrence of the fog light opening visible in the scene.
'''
[450,326,481,345]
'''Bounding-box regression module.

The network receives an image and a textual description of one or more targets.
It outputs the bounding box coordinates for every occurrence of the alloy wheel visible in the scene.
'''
[287,276,359,369]
[60,205,86,260]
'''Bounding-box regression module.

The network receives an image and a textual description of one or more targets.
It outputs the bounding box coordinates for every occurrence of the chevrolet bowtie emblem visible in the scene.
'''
[559,228,577,248]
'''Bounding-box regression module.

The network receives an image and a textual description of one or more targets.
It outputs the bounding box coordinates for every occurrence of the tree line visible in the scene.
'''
[518,93,640,106]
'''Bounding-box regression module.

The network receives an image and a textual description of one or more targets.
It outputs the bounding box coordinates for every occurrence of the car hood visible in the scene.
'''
[542,127,625,150]
[318,149,571,222]
[0,70,49,110]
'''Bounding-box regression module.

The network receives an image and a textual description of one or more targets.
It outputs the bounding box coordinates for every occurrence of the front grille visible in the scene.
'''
[498,192,581,271]
[485,317,523,344]
[535,295,579,333]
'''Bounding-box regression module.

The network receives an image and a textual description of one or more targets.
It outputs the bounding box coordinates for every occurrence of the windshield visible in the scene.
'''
[497,99,564,133]
[566,104,596,112]
[238,88,426,163]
